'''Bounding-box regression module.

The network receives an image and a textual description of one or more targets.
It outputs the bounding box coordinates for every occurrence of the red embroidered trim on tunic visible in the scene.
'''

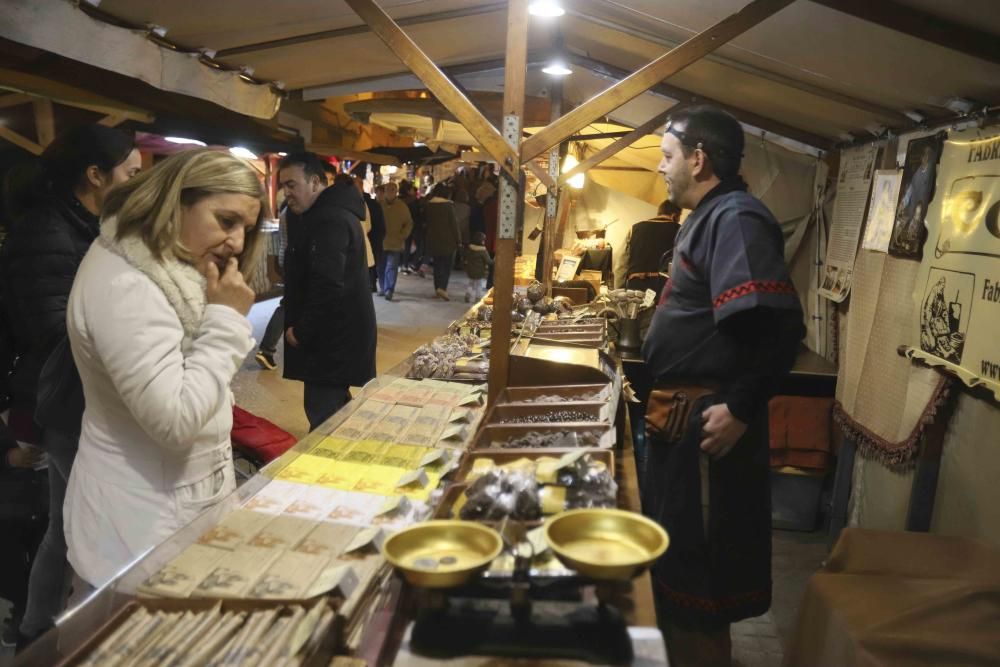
[654,578,770,612]
[713,280,795,309]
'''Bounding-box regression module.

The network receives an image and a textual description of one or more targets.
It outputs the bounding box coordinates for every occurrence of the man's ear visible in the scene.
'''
[691,149,712,181]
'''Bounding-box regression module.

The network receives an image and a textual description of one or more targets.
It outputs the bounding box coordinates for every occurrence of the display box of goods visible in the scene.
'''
[54,597,341,667]
[496,384,612,405]
[535,323,607,336]
[473,423,615,450]
[486,402,611,427]
[433,450,618,525]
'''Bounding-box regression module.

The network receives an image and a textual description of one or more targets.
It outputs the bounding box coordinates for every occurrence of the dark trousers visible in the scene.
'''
[432,254,454,291]
[21,429,76,638]
[260,301,285,354]
[303,383,351,432]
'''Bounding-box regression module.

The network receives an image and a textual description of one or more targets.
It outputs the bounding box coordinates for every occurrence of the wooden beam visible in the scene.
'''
[306,143,400,165]
[343,0,519,179]
[570,54,833,150]
[812,0,1000,66]
[0,67,153,123]
[33,99,55,147]
[557,111,670,186]
[488,0,529,405]
[0,127,44,155]
[0,93,32,109]
[98,113,129,127]
[521,0,797,162]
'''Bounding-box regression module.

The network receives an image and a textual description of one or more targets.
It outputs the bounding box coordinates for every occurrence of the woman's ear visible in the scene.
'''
[84,164,105,189]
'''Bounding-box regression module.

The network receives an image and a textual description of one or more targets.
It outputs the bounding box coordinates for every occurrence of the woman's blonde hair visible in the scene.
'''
[103,149,270,280]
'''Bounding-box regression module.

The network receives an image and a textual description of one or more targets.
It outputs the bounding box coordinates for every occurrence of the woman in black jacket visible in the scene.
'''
[1,124,139,645]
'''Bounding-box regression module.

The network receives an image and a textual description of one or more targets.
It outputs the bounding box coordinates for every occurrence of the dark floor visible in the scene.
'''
[0,272,832,666]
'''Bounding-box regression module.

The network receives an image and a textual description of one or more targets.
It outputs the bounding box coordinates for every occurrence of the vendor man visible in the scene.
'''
[641,106,805,666]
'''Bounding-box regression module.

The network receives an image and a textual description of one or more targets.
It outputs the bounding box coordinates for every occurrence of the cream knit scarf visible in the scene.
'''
[98,217,206,340]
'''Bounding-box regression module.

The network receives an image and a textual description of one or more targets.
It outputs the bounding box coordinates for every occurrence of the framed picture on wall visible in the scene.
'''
[888,132,946,259]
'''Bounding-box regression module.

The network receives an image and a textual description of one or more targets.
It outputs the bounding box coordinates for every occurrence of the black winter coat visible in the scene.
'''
[0,197,99,406]
[282,183,376,387]
[364,195,386,255]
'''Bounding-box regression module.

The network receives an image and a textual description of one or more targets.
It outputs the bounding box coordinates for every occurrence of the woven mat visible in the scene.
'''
[836,249,948,466]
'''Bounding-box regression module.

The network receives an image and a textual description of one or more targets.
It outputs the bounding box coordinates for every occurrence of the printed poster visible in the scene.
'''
[861,170,903,253]
[819,144,879,302]
[888,133,946,259]
[910,126,1000,400]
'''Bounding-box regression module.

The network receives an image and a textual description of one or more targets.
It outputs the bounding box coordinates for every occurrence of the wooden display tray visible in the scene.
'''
[473,423,616,450]
[496,384,612,405]
[54,596,343,667]
[486,401,610,425]
[453,448,616,483]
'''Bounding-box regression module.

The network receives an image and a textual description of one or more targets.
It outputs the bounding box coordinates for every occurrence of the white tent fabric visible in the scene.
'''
[1,0,281,119]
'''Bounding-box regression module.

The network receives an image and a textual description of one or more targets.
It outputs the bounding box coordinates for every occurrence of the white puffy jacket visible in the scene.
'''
[64,226,253,587]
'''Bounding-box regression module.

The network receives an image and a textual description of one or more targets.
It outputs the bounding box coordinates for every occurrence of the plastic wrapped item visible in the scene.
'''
[459,469,541,521]
[409,334,482,379]
[526,281,545,304]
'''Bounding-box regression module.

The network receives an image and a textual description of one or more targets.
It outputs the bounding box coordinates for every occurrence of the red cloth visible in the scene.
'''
[230,406,296,463]
[768,395,833,471]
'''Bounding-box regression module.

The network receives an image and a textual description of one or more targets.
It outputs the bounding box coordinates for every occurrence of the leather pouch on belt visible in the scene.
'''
[645,386,715,445]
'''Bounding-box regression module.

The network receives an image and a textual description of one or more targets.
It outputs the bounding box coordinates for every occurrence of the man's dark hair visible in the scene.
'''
[333,172,354,187]
[666,105,744,181]
[278,152,327,183]
[657,200,682,217]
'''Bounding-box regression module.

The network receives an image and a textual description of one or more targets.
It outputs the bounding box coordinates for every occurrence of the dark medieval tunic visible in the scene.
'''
[641,181,805,628]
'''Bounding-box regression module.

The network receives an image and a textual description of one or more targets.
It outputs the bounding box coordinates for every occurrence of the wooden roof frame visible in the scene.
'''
[342,0,800,400]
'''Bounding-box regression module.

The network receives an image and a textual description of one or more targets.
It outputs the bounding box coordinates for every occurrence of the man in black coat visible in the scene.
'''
[278,153,376,431]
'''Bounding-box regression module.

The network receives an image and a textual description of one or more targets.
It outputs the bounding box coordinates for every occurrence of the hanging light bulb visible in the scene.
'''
[529,1,565,17]
[562,153,585,189]
[229,146,258,160]
[542,60,573,76]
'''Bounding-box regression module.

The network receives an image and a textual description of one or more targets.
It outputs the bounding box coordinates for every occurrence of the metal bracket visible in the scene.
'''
[499,114,521,240]
[546,146,560,218]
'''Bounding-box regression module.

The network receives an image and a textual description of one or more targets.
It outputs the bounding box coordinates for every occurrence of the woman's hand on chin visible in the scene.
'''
[205,257,255,316]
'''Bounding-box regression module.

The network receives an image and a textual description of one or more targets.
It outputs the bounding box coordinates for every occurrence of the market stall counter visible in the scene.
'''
[14,295,664,667]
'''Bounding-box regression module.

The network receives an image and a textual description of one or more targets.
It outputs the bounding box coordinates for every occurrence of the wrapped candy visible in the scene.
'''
[459,469,541,521]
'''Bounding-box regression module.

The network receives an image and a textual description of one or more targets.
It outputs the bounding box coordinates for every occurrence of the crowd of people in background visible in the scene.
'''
[0,130,502,651]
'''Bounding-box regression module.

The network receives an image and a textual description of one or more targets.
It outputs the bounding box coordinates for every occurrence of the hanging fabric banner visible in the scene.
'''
[818,144,879,302]
[908,126,1000,400]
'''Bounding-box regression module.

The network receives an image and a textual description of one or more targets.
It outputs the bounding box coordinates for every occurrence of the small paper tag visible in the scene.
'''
[343,527,386,555]
[439,424,466,441]
[304,564,360,599]
[418,448,446,467]
[557,449,588,470]
[375,495,412,517]
[457,393,483,407]
[395,468,430,489]
[449,408,472,423]
[643,289,656,309]
[526,526,550,555]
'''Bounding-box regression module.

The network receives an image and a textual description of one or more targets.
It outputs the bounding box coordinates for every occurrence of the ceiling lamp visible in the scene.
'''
[164,136,206,146]
[542,60,573,76]
[561,153,585,189]
[529,1,565,17]
[229,146,258,160]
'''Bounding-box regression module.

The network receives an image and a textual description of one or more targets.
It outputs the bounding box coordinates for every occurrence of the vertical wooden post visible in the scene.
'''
[487,0,528,405]
[541,81,562,295]
[33,98,55,147]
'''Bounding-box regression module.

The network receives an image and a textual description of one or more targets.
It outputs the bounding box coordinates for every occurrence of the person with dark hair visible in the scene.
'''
[423,183,461,300]
[322,162,337,187]
[378,181,412,301]
[0,124,140,645]
[641,106,805,666]
[278,153,375,430]
[619,199,682,294]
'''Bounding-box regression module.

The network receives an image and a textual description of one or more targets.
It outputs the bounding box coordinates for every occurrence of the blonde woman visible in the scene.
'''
[63,149,267,591]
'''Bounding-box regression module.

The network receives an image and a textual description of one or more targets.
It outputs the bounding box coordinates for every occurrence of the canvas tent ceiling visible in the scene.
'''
[3,0,1000,152]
